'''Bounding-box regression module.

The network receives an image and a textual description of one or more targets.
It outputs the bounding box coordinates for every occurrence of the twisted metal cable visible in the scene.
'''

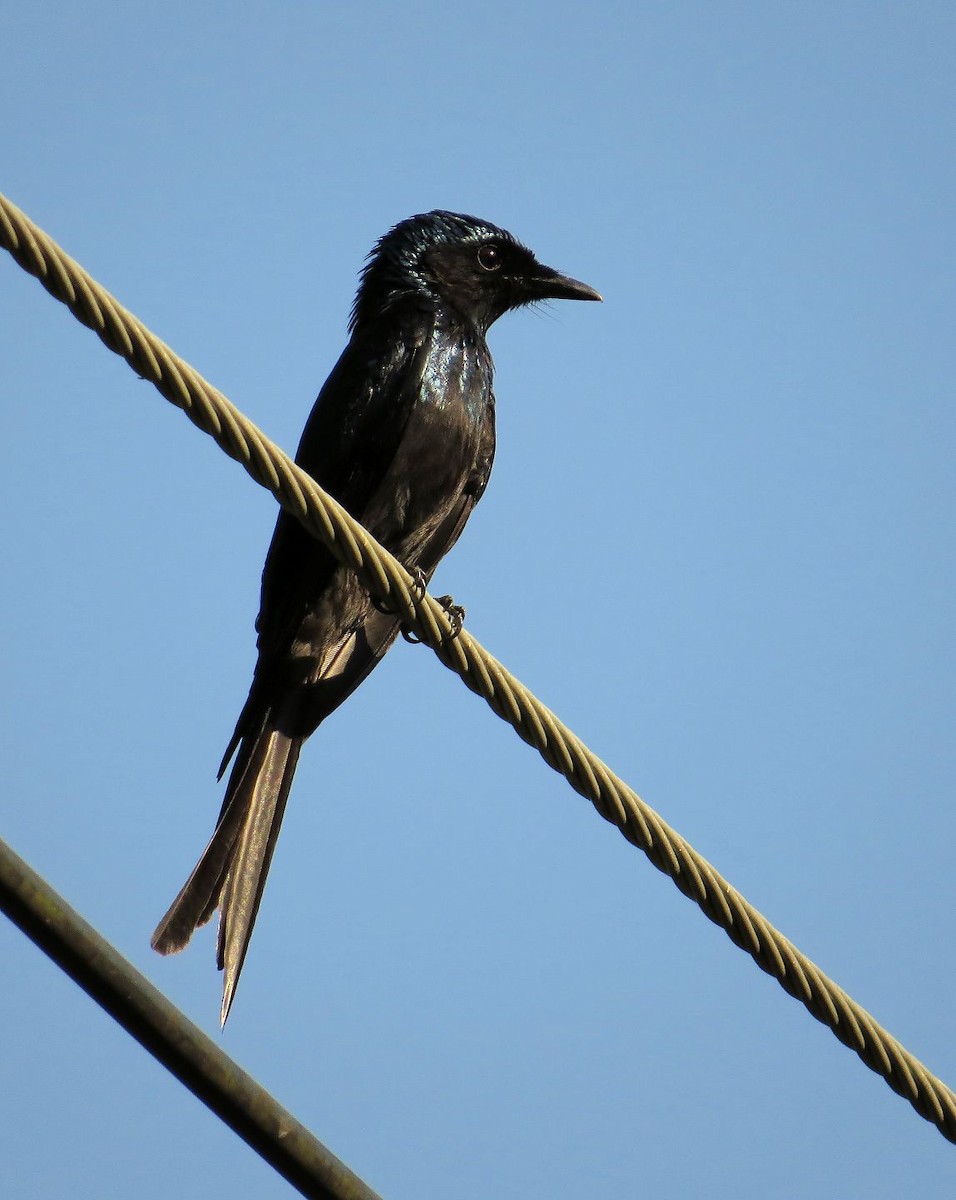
[2,189,954,1144]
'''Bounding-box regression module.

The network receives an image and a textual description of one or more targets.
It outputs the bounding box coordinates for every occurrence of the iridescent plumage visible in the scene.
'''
[152,211,600,1022]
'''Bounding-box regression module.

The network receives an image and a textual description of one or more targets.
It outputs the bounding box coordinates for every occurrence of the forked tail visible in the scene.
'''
[151,724,302,1025]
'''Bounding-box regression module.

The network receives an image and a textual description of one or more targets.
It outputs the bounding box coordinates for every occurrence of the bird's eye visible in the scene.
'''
[477,244,502,271]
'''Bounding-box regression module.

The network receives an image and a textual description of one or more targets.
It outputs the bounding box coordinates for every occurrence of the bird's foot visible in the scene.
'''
[408,567,428,602]
[399,568,430,643]
[371,569,463,643]
[399,590,465,644]
[434,595,465,640]
[371,566,428,616]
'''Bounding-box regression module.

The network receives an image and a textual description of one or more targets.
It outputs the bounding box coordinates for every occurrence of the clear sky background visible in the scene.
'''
[2,4,955,1198]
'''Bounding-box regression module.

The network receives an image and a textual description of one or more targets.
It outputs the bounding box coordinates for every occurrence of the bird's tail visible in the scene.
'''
[151,722,302,1025]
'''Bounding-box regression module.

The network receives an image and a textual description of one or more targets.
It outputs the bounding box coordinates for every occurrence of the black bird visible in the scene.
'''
[151,210,600,1023]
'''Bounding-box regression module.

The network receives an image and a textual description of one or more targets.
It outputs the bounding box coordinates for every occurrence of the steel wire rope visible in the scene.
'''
[2,189,954,1145]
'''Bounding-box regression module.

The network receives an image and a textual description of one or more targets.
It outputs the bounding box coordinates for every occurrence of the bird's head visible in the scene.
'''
[351,210,601,334]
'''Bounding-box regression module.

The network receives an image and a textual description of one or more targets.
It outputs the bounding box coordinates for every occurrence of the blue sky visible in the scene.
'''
[2,3,955,1197]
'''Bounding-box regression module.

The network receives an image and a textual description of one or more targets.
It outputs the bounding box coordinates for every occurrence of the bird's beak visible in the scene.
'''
[529,263,603,303]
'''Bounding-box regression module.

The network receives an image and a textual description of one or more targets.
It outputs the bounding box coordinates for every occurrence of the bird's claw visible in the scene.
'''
[369,566,428,641]
[371,566,428,616]
[400,591,465,644]
[434,595,465,640]
[398,568,429,641]
[372,569,463,643]
[408,567,428,602]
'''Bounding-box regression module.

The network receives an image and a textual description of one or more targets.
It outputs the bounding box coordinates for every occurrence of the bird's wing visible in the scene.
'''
[219,323,432,774]
[256,327,431,658]
[416,393,496,577]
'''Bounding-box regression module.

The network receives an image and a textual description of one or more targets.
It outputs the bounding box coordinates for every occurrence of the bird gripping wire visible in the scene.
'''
[1,189,954,1145]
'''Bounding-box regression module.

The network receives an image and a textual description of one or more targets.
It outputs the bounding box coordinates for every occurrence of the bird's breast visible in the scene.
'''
[419,328,491,423]
[362,325,492,558]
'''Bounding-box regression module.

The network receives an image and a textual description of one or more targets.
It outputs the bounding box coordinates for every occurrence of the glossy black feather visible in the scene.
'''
[151,210,600,1023]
